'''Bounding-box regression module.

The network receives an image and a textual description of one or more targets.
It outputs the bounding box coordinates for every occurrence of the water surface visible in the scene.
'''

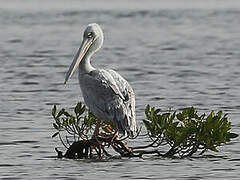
[1,0,240,179]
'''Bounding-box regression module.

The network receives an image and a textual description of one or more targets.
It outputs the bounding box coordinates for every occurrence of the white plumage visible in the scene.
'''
[64,23,136,136]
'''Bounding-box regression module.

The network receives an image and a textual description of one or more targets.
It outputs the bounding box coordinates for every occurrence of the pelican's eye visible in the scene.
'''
[87,32,93,38]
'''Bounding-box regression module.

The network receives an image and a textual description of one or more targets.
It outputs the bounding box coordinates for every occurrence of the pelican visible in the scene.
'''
[64,23,136,137]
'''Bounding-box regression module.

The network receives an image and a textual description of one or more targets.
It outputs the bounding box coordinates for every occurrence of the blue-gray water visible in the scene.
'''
[1,0,240,179]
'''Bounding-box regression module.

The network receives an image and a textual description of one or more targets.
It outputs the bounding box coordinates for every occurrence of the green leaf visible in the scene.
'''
[64,111,71,117]
[55,117,61,125]
[57,108,65,118]
[155,108,161,115]
[69,116,75,125]
[52,105,56,118]
[228,132,239,139]
[79,106,86,115]
[217,111,223,118]
[189,107,195,118]
[169,112,176,122]
[162,113,170,121]
[176,113,184,121]
[74,102,81,114]
[143,119,151,131]
[53,123,59,130]
[77,117,82,124]
[84,114,96,126]
[145,104,150,119]
[75,102,85,115]
[63,119,68,126]
[206,111,214,123]
[52,132,59,138]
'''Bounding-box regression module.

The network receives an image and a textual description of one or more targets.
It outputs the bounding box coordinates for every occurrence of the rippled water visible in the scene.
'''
[1,0,240,179]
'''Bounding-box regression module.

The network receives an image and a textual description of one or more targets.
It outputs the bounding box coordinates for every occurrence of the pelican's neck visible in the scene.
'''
[79,54,95,74]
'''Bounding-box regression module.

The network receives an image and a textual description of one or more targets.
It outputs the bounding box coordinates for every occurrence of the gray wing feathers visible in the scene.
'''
[79,69,136,136]
[106,69,136,135]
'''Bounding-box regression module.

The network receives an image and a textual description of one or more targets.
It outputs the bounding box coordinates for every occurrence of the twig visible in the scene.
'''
[131,137,159,150]
[58,133,68,149]
[128,126,142,140]
[65,135,71,146]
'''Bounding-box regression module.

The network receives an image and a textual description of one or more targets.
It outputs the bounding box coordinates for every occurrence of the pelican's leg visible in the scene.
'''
[111,131,119,142]
[106,131,119,148]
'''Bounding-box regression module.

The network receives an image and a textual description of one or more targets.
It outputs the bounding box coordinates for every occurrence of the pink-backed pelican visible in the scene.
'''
[64,23,136,137]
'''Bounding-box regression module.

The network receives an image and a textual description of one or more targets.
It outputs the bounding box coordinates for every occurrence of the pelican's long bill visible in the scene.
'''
[64,37,94,84]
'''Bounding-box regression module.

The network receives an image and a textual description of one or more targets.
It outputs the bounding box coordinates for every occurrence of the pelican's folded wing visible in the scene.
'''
[79,69,136,136]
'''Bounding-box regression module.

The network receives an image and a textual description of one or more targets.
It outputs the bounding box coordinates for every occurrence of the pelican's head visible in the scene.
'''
[64,23,104,84]
[83,23,104,54]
